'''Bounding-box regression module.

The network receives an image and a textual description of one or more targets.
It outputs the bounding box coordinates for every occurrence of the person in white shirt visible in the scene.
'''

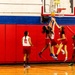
[22,31,33,68]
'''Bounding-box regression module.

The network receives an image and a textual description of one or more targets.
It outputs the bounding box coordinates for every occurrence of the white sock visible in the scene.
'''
[65,57,67,59]
[61,49,65,54]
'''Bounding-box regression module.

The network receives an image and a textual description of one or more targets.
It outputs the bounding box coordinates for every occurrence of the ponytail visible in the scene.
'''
[24,31,28,39]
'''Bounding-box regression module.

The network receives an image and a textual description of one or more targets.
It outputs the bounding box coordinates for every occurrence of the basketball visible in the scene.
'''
[51,12,55,17]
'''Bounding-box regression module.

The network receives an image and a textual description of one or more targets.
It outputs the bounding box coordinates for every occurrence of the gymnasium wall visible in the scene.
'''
[0,24,75,64]
[0,0,75,64]
[0,0,42,16]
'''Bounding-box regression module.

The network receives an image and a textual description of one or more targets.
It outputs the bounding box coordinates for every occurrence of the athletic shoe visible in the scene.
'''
[50,53,58,60]
[50,53,53,56]
[25,65,30,69]
[69,63,73,66]
[38,52,42,58]
[24,64,30,69]
[24,64,26,68]
[52,55,58,60]
[64,57,68,62]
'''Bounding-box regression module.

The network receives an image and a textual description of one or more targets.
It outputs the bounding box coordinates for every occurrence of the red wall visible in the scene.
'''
[0,25,5,63]
[0,24,75,64]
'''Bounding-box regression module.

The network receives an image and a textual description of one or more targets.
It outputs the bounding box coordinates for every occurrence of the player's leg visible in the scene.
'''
[50,39,58,60]
[64,45,68,61]
[50,45,58,60]
[50,39,57,56]
[39,44,49,57]
[55,43,63,57]
[23,47,27,67]
[39,38,50,57]
[49,43,53,55]
[69,50,75,66]
[25,53,30,68]
[69,55,74,66]
[55,44,65,54]
[25,47,31,68]
[23,53,26,67]
[50,46,55,56]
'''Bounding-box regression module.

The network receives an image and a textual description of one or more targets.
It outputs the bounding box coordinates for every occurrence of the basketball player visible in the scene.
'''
[39,26,57,60]
[48,13,65,58]
[69,35,75,66]
[55,26,68,61]
[49,12,60,32]
[22,31,33,68]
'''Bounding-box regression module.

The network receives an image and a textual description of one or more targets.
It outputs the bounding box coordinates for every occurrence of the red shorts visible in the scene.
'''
[51,39,57,46]
[60,39,67,45]
[45,38,51,45]
[23,46,31,54]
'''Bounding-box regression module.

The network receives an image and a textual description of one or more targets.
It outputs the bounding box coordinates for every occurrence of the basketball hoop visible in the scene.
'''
[57,8,66,17]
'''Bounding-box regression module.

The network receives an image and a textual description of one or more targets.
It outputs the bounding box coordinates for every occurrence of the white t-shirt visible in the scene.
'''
[50,34,54,39]
[22,36,31,46]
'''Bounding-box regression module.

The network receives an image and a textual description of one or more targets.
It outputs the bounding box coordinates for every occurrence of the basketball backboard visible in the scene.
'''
[41,0,74,16]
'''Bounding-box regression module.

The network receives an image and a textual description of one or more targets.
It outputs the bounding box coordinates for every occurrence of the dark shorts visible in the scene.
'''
[51,39,57,46]
[45,38,51,45]
[23,46,31,54]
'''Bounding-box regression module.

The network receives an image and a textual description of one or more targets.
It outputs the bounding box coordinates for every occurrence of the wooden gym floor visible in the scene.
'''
[0,63,75,75]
